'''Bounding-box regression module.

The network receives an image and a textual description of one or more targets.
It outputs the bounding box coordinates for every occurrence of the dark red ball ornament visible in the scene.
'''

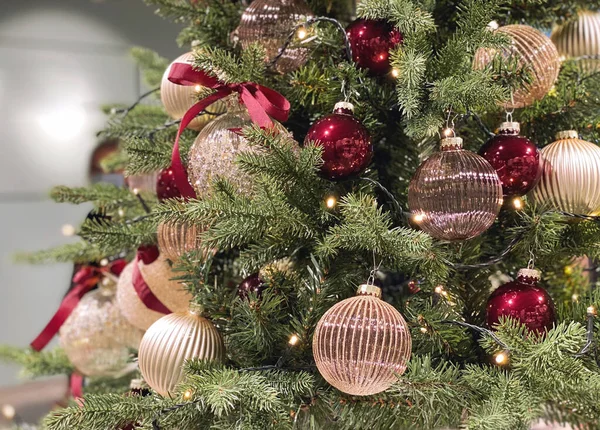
[346,19,403,76]
[304,102,372,180]
[156,167,182,201]
[478,122,541,197]
[237,273,267,299]
[486,268,556,334]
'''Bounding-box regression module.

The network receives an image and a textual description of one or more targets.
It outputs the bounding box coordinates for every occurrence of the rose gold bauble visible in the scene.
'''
[531,130,600,215]
[408,136,503,241]
[312,284,411,396]
[157,221,203,261]
[60,283,143,377]
[473,24,560,108]
[160,52,225,131]
[551,11,600,73]
[116,256,193,330]
[138,306,225,396]
[236,0,314,74]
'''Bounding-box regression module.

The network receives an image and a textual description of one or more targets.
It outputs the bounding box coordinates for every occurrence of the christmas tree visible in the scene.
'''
[5,0,600,429]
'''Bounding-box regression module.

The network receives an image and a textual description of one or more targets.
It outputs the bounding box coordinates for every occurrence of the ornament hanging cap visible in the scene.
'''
[440,136,463,151]
[333,101,354,114]
[189,302,204,315]
[129,378,146,390]
[517,268,541,280]
[556,130,578,139]
[357,284,382,298]
[499,121,521,134]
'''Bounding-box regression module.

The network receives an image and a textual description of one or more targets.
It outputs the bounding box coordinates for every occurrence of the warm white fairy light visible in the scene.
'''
[61,224,76,237]
[183,389,193,400]
[413,213,425,223]
[288,334,300,346]
[194,84,202,92]
[1,404,15,420]
[513,197,524,210]
[587,306,597,316]
[325,195,337,209]
[297,26,307,40]
[391,68,400,78]
[494,352,508,365]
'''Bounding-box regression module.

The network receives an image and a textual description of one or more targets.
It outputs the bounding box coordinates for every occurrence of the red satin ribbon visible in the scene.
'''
[30,261,125,352]
[70,372,84,399]
[167,63,291,199]
[131,247,172,315]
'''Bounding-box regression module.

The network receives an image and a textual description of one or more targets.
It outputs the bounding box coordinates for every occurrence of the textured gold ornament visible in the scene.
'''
[138,306,225,396]
[551,11,600,73]
[531,130,600,215]
[473,24,561,109]
[157,221,203,261]
[312,285,412,396]
[116,256,193,330]
[160,52,226,131]
[235,0,314,74]
[60,283,143,377]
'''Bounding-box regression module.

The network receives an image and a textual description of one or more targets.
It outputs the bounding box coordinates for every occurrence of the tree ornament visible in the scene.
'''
[235,0,314,74]
[156,167,183,201]
[346,19,403,76]
[313,284,411,396]
[138,305,225,396]
[531,130,600,215]
[408,135,503,241]
[486,268,556,333]
[161,52,225,131]
[157,221,203,261]
[478,121,542,197]
[473,24,560,109]
[551,10,600,73]
[116,254,193,330]
[304,102,372,180]
[126,172,159,193]
[59,280,143,377]
[237,273,267,299]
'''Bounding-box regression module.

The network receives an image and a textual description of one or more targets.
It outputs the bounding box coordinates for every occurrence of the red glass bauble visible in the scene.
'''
[156,167,181,201]
[304,102,372,180]
[486,268,556,334]
[237,273,267,299]
[478,122,542,197]
[346,19,403,76]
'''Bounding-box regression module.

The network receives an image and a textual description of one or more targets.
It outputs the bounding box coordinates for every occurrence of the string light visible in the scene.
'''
[1,404,15,420]
[183,389,193,400]
[564,266,574,276]
[494,351,508,365]
[487,20,499,30]
[325,195,337,209]
[132,188,140,195]
[61,224,76,237]
[587,306,597,316]
[118,208,125,217]
[512,197,524,210]
[412,213,425,223]
[297,26,308,40]
[420,327,428,333]
[391,68,400,78]
[434,285,444,294]
[442,128,454,137]
[100,258,109,267]
[288,334,300,346]
[572,293,579,302]
[101,277,111,286]
[194,84,202,92]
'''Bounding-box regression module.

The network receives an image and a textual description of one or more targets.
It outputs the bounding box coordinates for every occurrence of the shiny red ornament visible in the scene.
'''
[304,102,372,180]
[237,273,267,299]
[478,122,542,197]
[346,19,403,76]
[486,268,556,334]
[156,167,182,201]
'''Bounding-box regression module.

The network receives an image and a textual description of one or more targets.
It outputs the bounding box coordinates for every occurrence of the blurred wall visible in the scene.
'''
[0,0,182,386]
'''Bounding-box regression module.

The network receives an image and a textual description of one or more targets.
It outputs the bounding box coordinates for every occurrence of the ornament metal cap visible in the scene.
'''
[129,378,146,390]
[556,130,578,139]
[440,136,463,151]
[357,284,382,298]
[188,302,204,315]
[517,268,541,280]
[334,101,354,113]
[499,121,521,134]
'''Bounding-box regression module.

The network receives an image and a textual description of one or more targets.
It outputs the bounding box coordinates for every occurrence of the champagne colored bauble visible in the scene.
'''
[157,221,203,261]
[236,0,314,74]
[408,136,503,241]
[116,256,193,330]
[486,268,556,334]
[531,130,600,215]
[60,284,144,377]
[138,307,225,396]
[478,121,542,197]
[160,52,225,131]
[473,24,560,109]
[346,19,403,76]
[551,10,600,73]
[313,285,411,396]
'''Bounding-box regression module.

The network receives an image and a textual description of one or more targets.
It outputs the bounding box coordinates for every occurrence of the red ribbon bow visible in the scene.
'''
[131,246,172,315]
[167,63,291,199]
[30,260,126,352]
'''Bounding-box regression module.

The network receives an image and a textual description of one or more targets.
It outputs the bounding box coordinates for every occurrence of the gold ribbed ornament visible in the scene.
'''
[531,130,600,215]
[138,306,225,396]
[60,282,143,377]
[157,221,203,261]
[473,24,561,109]
[116,256,193,330]
[160,52,225,131]
[551,11,600,73]
[312,285,411,396]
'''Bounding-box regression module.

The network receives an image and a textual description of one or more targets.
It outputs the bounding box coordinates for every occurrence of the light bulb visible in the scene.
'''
[288,334,300,346]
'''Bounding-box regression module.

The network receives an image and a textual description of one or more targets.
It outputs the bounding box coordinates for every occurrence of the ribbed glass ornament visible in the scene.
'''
[60,283,143,377]
[551,10,600,73]
[160,52,226,131]
[235,0,314,74]
[116,256,193,330]
[473,24,560,109]
[408,137,503,241]
[531,130,600,215]
[138,307,225,396]
[157,221,203,261]
[312,285,411,396]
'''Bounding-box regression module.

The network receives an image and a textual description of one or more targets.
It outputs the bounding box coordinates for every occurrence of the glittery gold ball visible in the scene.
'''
[60,285,144,377]
[312,285,411,396]
[138,308,225,396]
[161,52,226,131]
[551,11,600,73]
[473,24,561,109]
[116,256,193,330]
[157,221,203,261]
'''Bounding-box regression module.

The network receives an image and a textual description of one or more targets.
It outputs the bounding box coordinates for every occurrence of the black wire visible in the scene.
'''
[575,312,596,357]
[113,87,160,117]
[438,320,510,350]
[451,232,525,270]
